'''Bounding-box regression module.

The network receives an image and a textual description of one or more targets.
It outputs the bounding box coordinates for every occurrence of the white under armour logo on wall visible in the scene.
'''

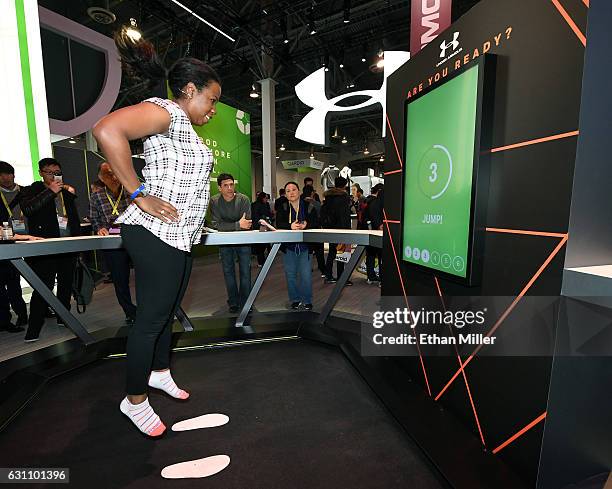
[294,51,410,146]
[439,32,460,58]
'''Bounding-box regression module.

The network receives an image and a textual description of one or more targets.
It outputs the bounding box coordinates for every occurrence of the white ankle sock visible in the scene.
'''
[148,370,189,400]
[120,397,166,437]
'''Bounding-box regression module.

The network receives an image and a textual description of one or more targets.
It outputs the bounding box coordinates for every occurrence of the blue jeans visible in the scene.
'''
[282,249,312,304]
[219,246,252,307]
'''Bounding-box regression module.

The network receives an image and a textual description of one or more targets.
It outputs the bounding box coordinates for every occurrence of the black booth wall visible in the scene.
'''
[537,2,612,488]
[383,0,587,486]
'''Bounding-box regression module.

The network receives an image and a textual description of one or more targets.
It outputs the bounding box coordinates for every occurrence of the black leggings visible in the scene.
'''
[121,225,193,395]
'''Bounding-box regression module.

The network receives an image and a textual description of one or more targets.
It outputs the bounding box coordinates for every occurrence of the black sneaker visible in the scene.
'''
[303,303,313,311]
[344,280,353,287]
[7,326,25,333]
[366,276,380,285]
[24,332,40,343]
[290,302,301,310]
[324,277,337,284]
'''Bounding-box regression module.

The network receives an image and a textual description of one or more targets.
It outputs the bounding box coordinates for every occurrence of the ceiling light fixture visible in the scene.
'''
[169,0,236,42]
[125,18,142,42]
[250,83,260,98]
[343,0,351,24]
[363,147,370,155]
[309,8,316,35]
[379,155,385,162]
[280,143,286,151]
[281,15,289,44]
[68,138,77,144]
[341,136,348,144]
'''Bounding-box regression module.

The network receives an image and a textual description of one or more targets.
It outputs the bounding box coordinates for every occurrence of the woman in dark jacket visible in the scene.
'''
[275,181,319,310]
[251,192,273,266]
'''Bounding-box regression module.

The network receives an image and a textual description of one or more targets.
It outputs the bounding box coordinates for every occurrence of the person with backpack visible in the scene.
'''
[321,176,352,285]
[275,181,319,310]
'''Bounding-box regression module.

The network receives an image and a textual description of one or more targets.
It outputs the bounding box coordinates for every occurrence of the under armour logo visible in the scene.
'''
[294,51,410,146]
[439,32,460,58]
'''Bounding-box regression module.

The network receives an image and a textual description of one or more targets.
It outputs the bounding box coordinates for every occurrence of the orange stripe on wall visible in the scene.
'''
[486,227,568,238]
[490,130,579,153]
[386,114,404,168]
[434,276,487,447]
[383,209,432,396]
[492,412,547,454]
[435,236,568,400]
[550,0,587,46]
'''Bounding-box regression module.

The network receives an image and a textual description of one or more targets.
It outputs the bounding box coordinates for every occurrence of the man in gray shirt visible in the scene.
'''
[209,173,253,313]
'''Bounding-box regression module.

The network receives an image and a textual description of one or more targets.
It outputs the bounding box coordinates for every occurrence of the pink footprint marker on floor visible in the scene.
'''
[171,413,229,432]
[161,455,230,479]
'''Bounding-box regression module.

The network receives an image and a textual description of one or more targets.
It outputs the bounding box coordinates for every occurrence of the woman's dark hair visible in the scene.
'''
[114,30,221,97]
[284,181,300,191]
[256,191,267,203]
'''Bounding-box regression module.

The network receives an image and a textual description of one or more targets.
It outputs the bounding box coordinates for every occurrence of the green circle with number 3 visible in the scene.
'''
[417,146,451,199]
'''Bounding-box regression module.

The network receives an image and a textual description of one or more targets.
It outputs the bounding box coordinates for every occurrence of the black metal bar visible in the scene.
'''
[174,306,195,332]
[318,245,366,325]
[236,242,281,328]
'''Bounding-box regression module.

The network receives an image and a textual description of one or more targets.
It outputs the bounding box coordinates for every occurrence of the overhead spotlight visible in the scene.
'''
[376,58,384,68]
[281,15,289,44]
[323,53,330,72]
[126,18,142,42]
[343,0,351,23]
[68,138,77,144]
[339,62,344,69]
[377,48,384,57]
[379,155,385,162]
[309,149,315,159]
[363,147,370,155]
[341,136,348,144]
[349,82,355,88]
[249,83,260,98]
[276,155,280,159]
[280,143,286,151]
[361,56,367,63]
[309,8,316,35]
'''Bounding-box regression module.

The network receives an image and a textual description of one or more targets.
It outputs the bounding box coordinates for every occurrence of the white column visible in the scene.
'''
[259,78,277,197]
[0,0,52,184]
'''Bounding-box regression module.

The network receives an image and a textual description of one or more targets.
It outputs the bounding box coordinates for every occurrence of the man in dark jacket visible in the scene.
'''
[321,176,352,285]
[19,157,81,342]
[251,191,273,266]
[363,184,384,284]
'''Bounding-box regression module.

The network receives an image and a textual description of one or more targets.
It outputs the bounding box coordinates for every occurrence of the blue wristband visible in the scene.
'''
[130,184,145,200]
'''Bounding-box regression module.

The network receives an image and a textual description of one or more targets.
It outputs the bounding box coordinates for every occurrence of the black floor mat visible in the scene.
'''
[0,340,446,489]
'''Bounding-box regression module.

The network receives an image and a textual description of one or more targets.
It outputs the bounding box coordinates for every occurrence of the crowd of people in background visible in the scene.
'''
[0,157,383,342]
